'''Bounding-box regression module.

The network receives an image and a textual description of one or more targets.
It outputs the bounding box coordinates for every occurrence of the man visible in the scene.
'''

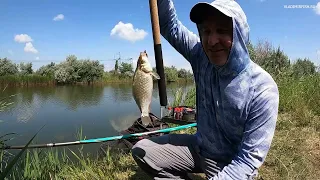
[131,0,279,179]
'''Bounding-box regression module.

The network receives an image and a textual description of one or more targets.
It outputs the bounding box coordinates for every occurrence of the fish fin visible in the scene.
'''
[150,72,160,79]
[141,114,152,126]
[141,64,152,73]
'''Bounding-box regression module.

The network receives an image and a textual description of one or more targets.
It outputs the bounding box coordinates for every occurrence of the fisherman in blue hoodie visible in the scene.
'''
[131,0,279,179]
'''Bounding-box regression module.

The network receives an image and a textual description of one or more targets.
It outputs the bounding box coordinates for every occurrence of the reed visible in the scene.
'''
[0,75,55,87]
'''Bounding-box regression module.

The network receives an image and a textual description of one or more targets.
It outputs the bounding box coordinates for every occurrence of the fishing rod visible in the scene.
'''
[149,0,168,118]
[1,123,197,150]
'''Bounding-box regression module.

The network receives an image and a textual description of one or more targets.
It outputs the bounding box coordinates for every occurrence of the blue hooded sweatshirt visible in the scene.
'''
[157,0,279,179]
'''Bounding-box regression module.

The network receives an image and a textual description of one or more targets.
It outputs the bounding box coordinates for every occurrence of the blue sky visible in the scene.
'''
[0,0,319,71]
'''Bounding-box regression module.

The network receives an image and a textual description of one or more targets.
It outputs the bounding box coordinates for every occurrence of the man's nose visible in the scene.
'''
[207,32,219,46]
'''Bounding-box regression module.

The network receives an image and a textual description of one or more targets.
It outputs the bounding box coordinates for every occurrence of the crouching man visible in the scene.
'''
[132,0,279,179]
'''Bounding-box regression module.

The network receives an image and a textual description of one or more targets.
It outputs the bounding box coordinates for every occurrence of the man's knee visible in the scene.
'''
[131,139,149,160]
[131,138,163,173]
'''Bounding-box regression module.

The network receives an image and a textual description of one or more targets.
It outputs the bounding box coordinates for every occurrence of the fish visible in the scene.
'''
[132,50,160,126]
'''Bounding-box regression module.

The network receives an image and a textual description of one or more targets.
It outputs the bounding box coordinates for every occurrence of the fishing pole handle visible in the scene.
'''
[149,0,168,107]
[149,0,161,44]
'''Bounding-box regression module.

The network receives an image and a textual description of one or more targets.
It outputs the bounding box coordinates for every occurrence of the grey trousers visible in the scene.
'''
[131,134,222,180]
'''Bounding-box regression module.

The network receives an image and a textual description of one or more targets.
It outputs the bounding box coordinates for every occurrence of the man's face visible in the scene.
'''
[198,10,233,66]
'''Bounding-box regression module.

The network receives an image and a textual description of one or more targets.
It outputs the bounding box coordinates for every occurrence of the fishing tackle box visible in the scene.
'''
[162,106,197,125]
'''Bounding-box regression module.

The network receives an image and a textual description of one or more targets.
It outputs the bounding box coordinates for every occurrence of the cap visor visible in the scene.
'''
[190,2,231,23]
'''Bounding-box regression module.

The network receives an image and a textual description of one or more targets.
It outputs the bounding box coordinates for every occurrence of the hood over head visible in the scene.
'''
[190,0,251,77]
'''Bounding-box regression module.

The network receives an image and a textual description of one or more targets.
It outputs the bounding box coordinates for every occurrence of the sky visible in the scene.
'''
[0,0,319,72]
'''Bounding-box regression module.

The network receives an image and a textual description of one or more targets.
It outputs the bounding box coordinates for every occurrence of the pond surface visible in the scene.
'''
[0,82,194,154]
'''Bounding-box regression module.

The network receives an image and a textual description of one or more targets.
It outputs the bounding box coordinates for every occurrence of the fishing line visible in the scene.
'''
[1,123,197,150]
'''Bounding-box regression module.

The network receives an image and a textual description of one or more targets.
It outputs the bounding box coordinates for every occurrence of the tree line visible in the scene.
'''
[0,55,105,85]
[0,55,194,85]
[1,39,319,86]
[246,40,319,79]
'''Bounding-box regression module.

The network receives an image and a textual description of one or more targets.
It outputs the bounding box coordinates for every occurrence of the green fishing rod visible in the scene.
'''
[1,123,197,150]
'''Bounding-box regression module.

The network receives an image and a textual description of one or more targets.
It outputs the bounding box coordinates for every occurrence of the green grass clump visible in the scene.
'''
[277,74,320,116]
[0,74,55,87]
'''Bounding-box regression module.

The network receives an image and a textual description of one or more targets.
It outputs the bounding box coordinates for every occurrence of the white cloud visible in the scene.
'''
[317,49,320,58]
[110,21,147,42]
[14,34,39,54]
[53,14,64,21]
[315,2,320,15]
[24,42,38,54]
[14,34,33,43]
[35,56,39,60]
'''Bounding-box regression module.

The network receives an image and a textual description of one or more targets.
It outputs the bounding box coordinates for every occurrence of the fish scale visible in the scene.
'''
[133,69,153,114]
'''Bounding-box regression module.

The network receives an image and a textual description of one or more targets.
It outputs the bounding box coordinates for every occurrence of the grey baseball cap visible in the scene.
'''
[190,0,246,21]
[190,0,250,42]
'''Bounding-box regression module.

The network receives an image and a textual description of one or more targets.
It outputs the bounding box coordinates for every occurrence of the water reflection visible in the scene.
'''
[16,94,42,123]
[53,85,105,111]
[109,83,134,102]
[1,88,43,123]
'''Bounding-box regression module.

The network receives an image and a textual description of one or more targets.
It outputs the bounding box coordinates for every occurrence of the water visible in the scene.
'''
[0,82,193,154]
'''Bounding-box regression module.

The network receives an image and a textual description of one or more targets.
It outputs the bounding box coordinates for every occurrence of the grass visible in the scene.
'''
[0,75,55,87]
[258,113,319,180]
[257,74,320,180]
[0,74,319,180]
[100,73,133,83]
[0,128,200,180]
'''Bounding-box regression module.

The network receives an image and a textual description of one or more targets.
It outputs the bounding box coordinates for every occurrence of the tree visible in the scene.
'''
[53,55,105,84]
[66,55,77,64]
[36,62,56,77]
[78,59,104,84]
[164,66,178,82]
[0,58,18,76]
[267,46,290,76]
[54,65,75,84]
[119,62,133,74]
[251,40,290,76]
[114,60,119,74]
[292,58,317,78]
[54,55,81,83]
[178,69,188,78]
[254,39,273,67]
[247,41,256,61]
[19,62,33,75]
